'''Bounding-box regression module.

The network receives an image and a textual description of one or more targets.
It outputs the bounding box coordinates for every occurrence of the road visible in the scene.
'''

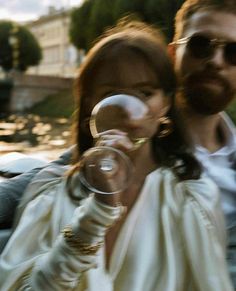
[0,113,72,161]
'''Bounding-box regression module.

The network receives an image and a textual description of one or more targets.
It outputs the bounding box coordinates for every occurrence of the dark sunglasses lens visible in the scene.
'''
[225,42,236,65]
[188,35,212,59]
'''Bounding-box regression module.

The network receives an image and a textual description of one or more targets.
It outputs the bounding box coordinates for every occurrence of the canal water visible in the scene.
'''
[0,113,73,162]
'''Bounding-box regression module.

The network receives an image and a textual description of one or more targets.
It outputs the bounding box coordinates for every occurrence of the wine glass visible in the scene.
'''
[79,93,157,194]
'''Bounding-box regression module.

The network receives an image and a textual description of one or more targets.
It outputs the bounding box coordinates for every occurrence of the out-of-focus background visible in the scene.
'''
[0,0,235,162]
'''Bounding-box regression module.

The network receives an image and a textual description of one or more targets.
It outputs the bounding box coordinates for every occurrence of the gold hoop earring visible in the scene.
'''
[158,117,173,138]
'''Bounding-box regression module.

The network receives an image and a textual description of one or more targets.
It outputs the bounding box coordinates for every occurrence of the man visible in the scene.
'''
[1,0,236,281]
[169,0,236,286]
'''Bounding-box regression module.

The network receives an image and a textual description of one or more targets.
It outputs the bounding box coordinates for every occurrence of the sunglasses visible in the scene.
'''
[174,34,236,66]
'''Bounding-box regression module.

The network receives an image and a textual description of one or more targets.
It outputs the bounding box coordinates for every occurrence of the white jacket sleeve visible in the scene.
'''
[29,197,123,290]
[0,182,123,291]
[181,177,233,291]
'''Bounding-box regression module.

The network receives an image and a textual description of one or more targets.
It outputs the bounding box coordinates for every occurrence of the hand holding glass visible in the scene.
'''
[79,93,157,194]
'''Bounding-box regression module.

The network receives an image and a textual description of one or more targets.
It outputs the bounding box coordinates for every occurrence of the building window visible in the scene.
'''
[43,46,60,64]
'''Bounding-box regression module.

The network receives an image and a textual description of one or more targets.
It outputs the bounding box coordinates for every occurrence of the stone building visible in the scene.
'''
[27,7,81,77]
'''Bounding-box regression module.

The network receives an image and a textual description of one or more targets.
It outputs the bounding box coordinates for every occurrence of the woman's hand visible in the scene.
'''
[93,129,133,207]
[95,129,133,152]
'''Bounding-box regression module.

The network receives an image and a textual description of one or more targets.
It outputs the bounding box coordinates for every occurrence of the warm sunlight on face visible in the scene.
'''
[86,51,170,139]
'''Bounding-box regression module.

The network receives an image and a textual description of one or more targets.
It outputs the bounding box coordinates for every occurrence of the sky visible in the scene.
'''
[0,0,83,22]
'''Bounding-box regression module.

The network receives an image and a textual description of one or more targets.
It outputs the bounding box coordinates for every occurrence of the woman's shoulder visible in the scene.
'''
[157,167,218,192]
[26,164,69,194]
[148,167,220,207]
[178,173,220,203]
[15,164,70,220]
[32,163,69,182]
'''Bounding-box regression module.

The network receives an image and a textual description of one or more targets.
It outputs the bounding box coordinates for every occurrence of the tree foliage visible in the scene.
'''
[70,0,185,50]
[87,0,116,48]
[70,0,94,50]
[145,0,185,41]
[113,0,147,21]
[0,21,42,72]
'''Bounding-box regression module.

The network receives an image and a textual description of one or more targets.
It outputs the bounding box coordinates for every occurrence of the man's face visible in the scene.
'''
[174,10,236,115]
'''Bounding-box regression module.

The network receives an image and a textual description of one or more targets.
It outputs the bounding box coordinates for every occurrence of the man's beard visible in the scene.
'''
[179,70,235,115]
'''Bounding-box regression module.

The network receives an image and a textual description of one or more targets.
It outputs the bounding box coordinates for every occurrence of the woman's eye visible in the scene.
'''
[142,90,152,96]
[104,91,114,96]
[101,90,120,99]
[139,89,154,98]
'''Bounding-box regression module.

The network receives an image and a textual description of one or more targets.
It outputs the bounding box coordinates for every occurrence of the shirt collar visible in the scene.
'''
[195,112,236,156]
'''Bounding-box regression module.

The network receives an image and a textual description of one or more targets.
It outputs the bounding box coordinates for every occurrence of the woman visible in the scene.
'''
[0,20,233,290]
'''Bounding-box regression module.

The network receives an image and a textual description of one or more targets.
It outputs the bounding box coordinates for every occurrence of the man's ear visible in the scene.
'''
[167,43,176,63]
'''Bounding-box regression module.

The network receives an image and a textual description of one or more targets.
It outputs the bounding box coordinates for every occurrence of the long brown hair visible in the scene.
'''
[70,19,201,190]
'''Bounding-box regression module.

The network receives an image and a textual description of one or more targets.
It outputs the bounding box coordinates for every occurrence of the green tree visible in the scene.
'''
[70,0,94,50]
[113,0,147,21]
[145,0,185,41]
[87,0,116,48]
[70,0,117,50]
[70,0,185,50]
[0,21,42,72]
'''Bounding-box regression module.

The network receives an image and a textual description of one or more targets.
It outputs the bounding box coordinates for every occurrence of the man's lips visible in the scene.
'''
[186,73,227,88]
[200,77,224,88]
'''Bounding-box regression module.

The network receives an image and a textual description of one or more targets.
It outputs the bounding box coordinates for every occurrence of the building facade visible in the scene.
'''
[27,8,82,77]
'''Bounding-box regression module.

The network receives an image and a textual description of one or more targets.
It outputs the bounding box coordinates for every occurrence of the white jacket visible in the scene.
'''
[0,166,233,291]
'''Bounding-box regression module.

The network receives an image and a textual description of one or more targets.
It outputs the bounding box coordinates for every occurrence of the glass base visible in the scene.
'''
[79,146,132,194]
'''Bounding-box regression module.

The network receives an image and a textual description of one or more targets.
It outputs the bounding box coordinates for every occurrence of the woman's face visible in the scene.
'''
[91,51,169,110]
[83,51,170,137]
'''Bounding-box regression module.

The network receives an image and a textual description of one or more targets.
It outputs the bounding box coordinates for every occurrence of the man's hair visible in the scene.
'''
[174,0,236,41]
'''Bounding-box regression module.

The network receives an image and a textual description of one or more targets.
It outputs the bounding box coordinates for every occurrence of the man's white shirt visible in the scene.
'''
[194,112,236,284]
[195,112,236,229]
